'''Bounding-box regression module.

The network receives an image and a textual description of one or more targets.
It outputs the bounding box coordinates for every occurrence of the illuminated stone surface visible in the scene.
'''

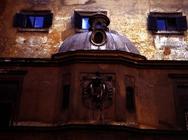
[0,0,188,59]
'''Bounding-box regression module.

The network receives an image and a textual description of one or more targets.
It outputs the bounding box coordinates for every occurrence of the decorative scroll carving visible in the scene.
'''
[81,73,114,110]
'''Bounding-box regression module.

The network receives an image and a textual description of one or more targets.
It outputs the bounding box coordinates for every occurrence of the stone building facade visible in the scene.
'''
[0,0,188,140]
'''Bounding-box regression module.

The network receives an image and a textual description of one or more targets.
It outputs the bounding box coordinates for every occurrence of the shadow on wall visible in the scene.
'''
[0,0,7,16]
[61,0,96,5]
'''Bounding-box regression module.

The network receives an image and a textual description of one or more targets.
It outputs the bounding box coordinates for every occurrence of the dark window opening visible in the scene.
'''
[126,86,135,112]
[167,18,177,31]
[148,12,187,33]
[62,85,70,111]
[13,10,53,32]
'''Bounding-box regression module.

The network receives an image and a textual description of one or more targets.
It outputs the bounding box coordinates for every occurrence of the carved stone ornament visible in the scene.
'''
[81,73,114,110]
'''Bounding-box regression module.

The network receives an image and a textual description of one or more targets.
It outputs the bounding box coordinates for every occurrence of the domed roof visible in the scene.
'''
[59,31,140,54]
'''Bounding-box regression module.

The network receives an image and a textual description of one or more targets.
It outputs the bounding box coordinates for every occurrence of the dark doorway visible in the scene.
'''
[0,102,12,128]
[0,80,20,128]
[175,85,188,130]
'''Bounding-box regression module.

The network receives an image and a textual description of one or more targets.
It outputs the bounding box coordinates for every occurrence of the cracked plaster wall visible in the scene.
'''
[0,0,188,59]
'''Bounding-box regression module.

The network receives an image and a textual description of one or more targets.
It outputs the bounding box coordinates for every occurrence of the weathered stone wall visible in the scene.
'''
[0,0,188,59]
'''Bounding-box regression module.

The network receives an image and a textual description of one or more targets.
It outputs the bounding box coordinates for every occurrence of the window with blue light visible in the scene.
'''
[34,16,44,28]
[74,10,108,32]
[27,16,44,28]
[13,10,53,31]
[148,12,187,33]
[82,17,90,30]
[156,19,166,31]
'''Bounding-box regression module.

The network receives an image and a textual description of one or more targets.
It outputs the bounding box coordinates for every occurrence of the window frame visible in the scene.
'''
[74,10,107,32]
[13,10,53,32]
[148,12,187,34]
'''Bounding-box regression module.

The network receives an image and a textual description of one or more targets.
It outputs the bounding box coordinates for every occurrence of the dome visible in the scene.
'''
[59,31,140,54]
